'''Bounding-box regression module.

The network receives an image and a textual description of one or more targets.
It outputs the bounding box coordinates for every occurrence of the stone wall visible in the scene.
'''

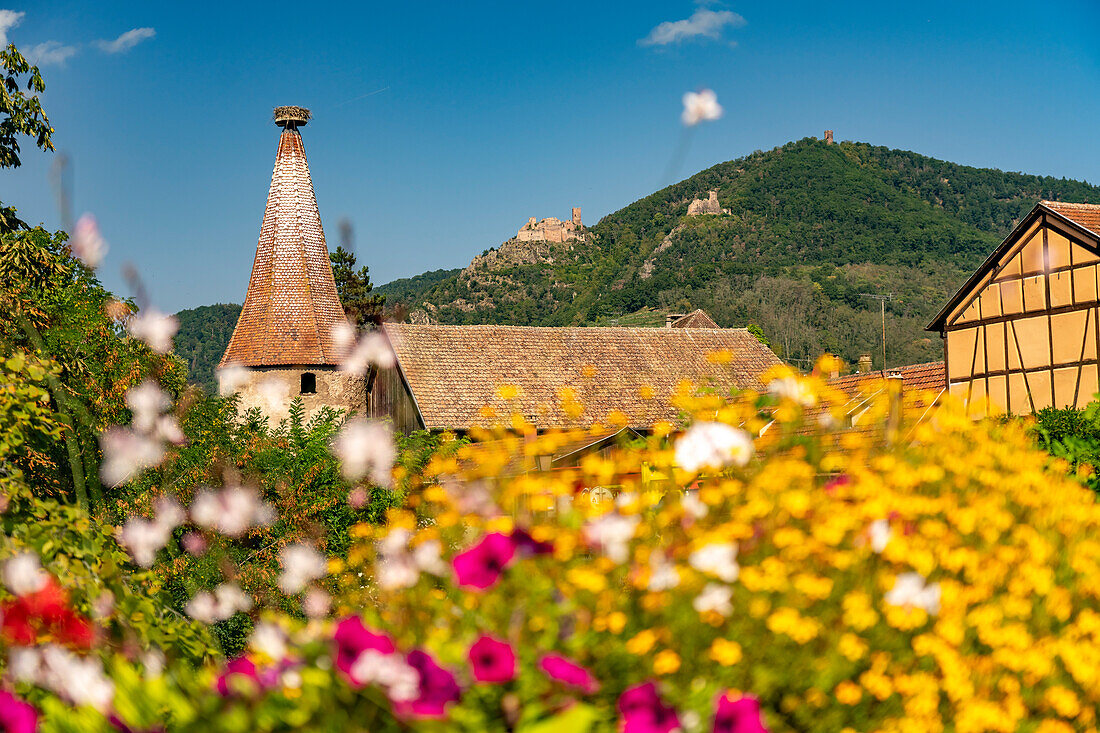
[687,190,724,216]
[516,208,584,243]
[218,365,366,424]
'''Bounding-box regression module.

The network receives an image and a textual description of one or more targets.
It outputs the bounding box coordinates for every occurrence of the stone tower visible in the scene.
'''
[572,207,582,226]
[824,130,834,144]
[218,106,362,423]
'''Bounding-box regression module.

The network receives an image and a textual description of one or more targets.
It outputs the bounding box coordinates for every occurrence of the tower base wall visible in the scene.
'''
[217,365,366,425]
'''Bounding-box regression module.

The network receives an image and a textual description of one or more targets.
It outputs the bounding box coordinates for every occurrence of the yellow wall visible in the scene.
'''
[943,220,1100,416]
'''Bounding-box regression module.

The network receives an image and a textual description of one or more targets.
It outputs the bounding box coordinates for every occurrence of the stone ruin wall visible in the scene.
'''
[515,208,585,243]
[219,365,366,424]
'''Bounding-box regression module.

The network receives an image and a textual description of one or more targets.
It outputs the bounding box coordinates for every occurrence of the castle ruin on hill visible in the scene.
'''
[516,207,585,243]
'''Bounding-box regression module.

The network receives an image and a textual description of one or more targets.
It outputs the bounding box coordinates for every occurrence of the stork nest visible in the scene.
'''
[273,106,311,125]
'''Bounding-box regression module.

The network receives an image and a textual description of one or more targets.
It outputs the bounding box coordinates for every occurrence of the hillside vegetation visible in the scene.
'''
[382,138,1100,368]
[174,303,241,392]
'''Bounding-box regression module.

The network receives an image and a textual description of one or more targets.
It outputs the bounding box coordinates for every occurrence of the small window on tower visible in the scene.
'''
[300,372,317,394]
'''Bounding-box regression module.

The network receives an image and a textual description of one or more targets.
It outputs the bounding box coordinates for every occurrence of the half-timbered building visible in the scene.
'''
[927,201,1100,416]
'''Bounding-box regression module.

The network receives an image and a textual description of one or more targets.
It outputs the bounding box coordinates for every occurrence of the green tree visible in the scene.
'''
[0,43,54,232]
[330,246,384,329]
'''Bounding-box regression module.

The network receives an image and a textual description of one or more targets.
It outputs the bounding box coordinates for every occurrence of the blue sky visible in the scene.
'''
[1,0,1098,313]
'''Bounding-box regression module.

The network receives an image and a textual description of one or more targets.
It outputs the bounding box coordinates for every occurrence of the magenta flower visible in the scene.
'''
[392,649,462,719]
[0,691,36,733]
[618,682,680,733]
[334,616,396,676]
[468,634,516,683]
[539,654,599,694]
[452,533,515,590]
[215,656,260,696]
[713,693,769,733]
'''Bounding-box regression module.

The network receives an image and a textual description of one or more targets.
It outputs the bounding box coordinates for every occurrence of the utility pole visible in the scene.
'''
[861,294,894,370]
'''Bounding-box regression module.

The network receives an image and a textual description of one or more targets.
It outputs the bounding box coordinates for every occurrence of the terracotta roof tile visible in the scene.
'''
[220,123,347,367]
[383,323,783,430]
[828,361,946,396]
[1042,200,1100,238]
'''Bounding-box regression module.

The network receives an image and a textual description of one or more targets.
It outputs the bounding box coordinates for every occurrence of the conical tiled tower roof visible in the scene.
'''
[220,108,348,367]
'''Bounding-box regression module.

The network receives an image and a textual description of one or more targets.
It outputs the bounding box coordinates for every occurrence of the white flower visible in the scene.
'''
[217,363,251,394]
[412,540,446,575]
[8,647,41,683]
[376,554,419,590]
[884,572,941,615]
[341,331,396,376]
[869,519,892,554]
[127,308,178,354]
[126,380,170,433]
[689,542,740,583]
[302,588,331,618]
[250,622,288,661]
[190,486,274,537]
[682,89,723,126]
[583,513,640,564]
[769,376,817,407]
[39,645,114,712]
[185,583,252,623]
[647,551,680,591]
[331,321,357,357]
[71,214,108,269]
[2,552,48,596]
[675,422,753,473]
[681,490,707,520]
[257,377,288,415]
[349,649,419,701]
[278,543,327,594]
[693,583,733,616]
[119,518,171,567]
[333,418,395,487]
[98,427,165,486]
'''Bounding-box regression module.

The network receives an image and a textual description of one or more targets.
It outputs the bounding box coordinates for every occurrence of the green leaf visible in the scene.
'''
[517,704,600,733]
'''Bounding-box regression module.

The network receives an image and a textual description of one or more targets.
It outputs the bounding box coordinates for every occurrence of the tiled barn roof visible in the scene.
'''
[669,309,720,329]
[221,115,348,367]
[828,361,946,395]
[1042,200,1100,237]
[382,323,783,430]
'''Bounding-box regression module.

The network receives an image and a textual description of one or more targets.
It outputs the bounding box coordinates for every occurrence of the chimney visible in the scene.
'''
[857,354,873,373]
[665,313,685,328]
[572,207,582,226]
[824,130,834,144]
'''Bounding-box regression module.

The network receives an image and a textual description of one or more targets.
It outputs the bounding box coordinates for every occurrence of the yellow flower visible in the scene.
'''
[496,384,521,400]
[1044,686,1080,718]
[838,633,868,661]
[835,681,862,705]
[606,611,627,634]
[566,567,606,593]
[653,650,680,675]
[626,629,657,655]
[709,638,743,666]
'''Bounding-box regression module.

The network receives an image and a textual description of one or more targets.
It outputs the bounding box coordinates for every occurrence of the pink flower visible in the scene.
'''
[215,657,259,696]
[468,635,516,683]
[392,649,461,719]
[0,690,37,733]
[452,533,515,590]
[713,693,768,733]
[333,617,395,676]
[618,682,680,733]
[539,654,599,694]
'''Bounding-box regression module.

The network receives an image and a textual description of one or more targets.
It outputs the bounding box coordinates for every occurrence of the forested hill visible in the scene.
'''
[380,138,1100,369]
[174,303,241,392]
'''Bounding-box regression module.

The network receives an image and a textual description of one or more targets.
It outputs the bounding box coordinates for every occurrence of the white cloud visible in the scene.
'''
[0,9,24,46]
[29,40,78,66]
[96,27,155,54]
[639,8,745,47]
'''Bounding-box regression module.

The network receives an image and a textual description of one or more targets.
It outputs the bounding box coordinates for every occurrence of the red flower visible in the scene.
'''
[468,634,516,683]
[618,682,681,733]
[0,578,93,649]
[539,654,599,694]
[333,617,395,677]
[452,533,515,590]
[713,693,768,733]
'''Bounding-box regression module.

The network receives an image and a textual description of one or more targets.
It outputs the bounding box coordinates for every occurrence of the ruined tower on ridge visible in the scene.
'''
[217,106,362,422]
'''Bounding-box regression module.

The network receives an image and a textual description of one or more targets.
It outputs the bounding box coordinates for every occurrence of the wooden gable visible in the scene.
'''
[929,203,1100,416]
